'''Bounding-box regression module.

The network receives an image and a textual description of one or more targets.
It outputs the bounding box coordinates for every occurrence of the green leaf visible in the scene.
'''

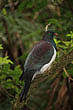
[2,8,7,15]
[0,56,13,65]
[0,44,3,49]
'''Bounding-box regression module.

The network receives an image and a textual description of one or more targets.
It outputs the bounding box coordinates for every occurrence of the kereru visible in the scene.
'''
[19,28,58,102]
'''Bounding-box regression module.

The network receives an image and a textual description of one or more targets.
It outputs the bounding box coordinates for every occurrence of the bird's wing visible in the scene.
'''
[24,40,54,71]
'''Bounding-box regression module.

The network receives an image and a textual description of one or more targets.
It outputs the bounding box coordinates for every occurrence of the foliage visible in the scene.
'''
[0,45,13,65]
[0,44,22,110]
[0,12,42,65]
[0,0,73,110]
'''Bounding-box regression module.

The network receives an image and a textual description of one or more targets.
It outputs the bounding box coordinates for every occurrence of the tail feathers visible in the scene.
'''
[20,80,31,102]
[19,69,36,81]
[19,69,36,102]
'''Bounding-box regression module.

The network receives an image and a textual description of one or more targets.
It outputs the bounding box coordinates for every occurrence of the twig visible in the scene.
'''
[14,32,24,53]
[0,85,14,98]
[1,17,12,46]
[48,49,73,74]
[63,67,73,81]
[1,16,19,64]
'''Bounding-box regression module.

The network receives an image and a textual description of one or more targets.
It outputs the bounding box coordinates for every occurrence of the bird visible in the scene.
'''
[19,26,58,102]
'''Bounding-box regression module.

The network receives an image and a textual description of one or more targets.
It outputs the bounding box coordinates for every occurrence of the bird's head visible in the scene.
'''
[43,24,58,41]
[42,24,58,50]
[42,30,58,41]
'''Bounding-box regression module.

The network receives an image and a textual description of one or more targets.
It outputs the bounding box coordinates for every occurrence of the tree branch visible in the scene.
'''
[13,49,73,110]
[0,85,14,98]
[32,49,73,85]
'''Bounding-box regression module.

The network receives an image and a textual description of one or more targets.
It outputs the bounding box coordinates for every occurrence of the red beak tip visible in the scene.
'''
[55,33,58,36]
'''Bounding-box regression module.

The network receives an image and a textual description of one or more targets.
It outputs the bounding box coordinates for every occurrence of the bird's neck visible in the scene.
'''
[48,40,56,50]
[42,35,57,50]
[43,38,57,50]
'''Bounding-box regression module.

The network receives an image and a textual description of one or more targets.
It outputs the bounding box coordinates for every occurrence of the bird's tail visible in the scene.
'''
[20,80,31,102]
[19,69,35,102]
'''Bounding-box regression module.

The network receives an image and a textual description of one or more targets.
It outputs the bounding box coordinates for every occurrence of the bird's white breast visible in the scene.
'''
[32,47,56,80]
[40,47,56,73]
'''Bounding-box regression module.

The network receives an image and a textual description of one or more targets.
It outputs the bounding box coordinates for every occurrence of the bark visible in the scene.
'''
[1,16,19,65]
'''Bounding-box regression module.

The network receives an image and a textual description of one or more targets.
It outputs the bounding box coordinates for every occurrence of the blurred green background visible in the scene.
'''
[0,0,73,110]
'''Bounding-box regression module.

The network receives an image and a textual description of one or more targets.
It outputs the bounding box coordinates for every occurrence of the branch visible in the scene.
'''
[28,49,73,110]
[48,49,73,74]
[1,16,12,46]
[63,67,73,81]
[0,85,14,98]
[0,16,19,64]
[13,49,73,110]
[32,49,73,86]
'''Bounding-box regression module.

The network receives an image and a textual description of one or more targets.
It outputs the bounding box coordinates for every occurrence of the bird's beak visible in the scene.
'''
[54,33,58,37]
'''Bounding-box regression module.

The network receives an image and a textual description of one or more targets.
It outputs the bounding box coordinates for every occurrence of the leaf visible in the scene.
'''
[63,41,71,47]
[0,56,13,65]
[2,8,7,15]
[54,38,60,45]
[0,44,3,49]
[3,56,13,64]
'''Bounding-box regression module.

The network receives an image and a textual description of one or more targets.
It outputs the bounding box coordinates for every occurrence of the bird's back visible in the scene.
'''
[24,40,54,71]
